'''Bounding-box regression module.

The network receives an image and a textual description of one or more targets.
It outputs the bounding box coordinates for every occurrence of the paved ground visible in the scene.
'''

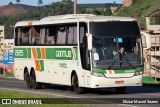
[0,77,160,107]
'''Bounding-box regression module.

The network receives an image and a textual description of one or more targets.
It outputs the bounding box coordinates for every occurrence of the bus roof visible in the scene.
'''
[15,14,136,27]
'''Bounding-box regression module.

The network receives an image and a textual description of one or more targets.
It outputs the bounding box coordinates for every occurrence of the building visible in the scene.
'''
[4,39,14,50]
[146,9,160,32]
[142,9,160,81]
[0,26,4,52]
[123,0,133,7]
[111,6,118,14]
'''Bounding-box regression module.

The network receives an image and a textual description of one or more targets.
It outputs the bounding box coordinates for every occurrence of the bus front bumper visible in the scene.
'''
[90,75,143,88]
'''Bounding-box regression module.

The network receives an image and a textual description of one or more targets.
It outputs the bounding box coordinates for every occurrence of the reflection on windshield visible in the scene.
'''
[92,37,142,69]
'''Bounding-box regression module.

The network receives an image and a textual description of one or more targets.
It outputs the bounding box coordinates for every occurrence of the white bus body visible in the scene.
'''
[14,14,143,94]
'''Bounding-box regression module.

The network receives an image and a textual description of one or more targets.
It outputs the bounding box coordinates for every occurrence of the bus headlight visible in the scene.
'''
[133,71,143,76]
[92,72,105,77]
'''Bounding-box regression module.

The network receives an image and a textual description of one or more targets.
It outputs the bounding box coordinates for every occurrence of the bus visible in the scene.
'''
[14,14,143,94]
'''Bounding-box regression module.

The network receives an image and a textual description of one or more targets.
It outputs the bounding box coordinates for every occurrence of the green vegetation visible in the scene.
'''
[2,0,159,38]
[0,89,85,107]
[116,0,160,29]
[85,8,112,16]
[0,72,14,77]
[0,0,77,39]
[0,0,116,39]
[0,89,45,98]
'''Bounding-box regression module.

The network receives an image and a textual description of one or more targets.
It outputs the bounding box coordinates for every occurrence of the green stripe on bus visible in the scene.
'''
[135,66,144,72]
[39,60,44,71]
[36,48,41,59]
[14,47,78,60]
[14,48,28,58]
[92,68,106,73]
[92,67,144,74]
[75,48,78,60]
[46,48,55,59]
[114,67,144,74]
[27,48,31,58]
[46,48,78,60]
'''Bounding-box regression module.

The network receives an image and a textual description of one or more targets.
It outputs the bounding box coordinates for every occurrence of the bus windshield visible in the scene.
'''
[89,21,140,37]
[90,22,142,69]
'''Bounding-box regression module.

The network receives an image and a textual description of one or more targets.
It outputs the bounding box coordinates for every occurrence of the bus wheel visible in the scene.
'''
[72,74,84,94]
[115,87,126,94]
[24,72,32,88]
[31,71,42,89]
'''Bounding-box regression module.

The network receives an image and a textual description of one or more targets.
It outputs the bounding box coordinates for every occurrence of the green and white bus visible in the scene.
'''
[14,14,143,94]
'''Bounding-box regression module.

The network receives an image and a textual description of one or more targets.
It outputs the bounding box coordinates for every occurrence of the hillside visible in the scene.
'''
[0,3,121,16]
[0,3,36,16]
[78,3,122,8]
[116,0,160,29]
[5,0,158,38]
[0,1,74,39]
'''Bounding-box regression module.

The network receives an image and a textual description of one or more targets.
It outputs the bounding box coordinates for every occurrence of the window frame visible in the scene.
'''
[15,23,78,46]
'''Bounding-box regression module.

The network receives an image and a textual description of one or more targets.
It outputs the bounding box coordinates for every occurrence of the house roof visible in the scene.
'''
[146,9,160,17]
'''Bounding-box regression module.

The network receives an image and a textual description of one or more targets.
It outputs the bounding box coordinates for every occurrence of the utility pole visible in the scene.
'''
[74,0,77,14]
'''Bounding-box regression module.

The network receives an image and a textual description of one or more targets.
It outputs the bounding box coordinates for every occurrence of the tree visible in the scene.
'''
[104,8,112,16]
[9,2,13,5]
[38,0,43,6]
[16,0,20,4]
[61,0,73,4]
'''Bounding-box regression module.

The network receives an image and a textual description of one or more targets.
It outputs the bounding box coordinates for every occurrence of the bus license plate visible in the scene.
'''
[115,81,124,84]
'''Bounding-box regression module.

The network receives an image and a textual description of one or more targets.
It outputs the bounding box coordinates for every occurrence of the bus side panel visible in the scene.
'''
[14,59,24,80]
[14,59,35,80]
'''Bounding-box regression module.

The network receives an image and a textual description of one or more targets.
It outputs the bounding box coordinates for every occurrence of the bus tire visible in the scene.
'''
[72,74,84,94]
[31,71,42,89]
[115,87,126,94]
[24,72,32,88]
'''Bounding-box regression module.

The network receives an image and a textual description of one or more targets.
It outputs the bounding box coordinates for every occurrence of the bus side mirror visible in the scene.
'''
[141,32,151,49]
[86,33,92,51]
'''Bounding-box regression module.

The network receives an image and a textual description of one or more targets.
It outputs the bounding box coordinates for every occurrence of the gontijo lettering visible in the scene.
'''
[56,51,72,58]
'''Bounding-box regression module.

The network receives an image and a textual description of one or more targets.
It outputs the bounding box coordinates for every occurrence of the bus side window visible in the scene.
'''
[16,28,21,45]
[35,27,40,44]
[79,23,89,70]
[80,27,84,44]
[67,26,77,45]
[56,26,66,44]
[22,28,29,45]
[40,28,46,45]
[46,26,57,45]
[29,27,37,45]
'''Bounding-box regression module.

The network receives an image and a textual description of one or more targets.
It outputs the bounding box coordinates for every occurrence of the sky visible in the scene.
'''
[0,0,123,6]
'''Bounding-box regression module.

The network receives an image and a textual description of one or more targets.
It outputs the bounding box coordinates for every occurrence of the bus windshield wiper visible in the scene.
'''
[108,54,135,69]
[108,58,117,69]
[123,55,135,69]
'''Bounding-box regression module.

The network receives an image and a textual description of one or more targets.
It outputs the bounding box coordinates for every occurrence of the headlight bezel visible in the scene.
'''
[133,71,143,76]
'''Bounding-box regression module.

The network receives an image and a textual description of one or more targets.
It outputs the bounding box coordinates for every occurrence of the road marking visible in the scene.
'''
[0,87,139,107]
[118,104,139,107]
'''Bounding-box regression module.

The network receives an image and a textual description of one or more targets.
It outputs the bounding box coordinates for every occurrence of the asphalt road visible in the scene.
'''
[0,77,160,107]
